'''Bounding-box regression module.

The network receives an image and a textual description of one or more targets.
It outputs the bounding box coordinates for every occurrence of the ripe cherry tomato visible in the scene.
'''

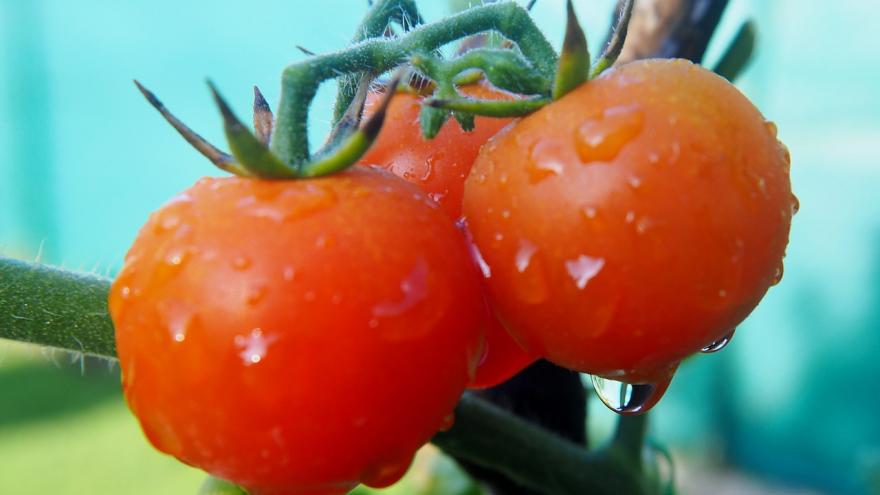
[463,59,794,383]
[109,167,486,495]
[358,81,536,388]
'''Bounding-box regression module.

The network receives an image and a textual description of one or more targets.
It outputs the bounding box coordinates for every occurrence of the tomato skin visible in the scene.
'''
[358,82,536,389]
[109,167,485,495]
[359,82,515,219]
[463,59,793,383]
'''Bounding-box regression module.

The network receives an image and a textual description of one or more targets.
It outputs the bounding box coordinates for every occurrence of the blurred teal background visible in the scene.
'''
[1,0,876,493]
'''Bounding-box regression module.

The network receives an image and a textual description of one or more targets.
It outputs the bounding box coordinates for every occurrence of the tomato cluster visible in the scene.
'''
[111,59,792,494]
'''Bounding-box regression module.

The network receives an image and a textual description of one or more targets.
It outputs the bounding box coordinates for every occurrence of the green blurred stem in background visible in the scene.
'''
[0,256,651,495]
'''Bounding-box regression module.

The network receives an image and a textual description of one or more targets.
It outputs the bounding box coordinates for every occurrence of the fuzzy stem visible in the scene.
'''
[0,257,115,358]
[332,0,424,123]
[270,2,557,165]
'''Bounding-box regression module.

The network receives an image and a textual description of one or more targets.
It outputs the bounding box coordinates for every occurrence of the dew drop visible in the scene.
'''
[590,373,672,415]
[428,190,447,203]
[500,209,511,219]
[234,328,277,366]
[635,217,651,234]
[245,285,267,306]
[526,141,564,183]
[120,286,132,300]
[515,239,538,273]
[764,120,778,138]
[772,264,784,286]
[583,206,598,219]
[701,329,736,354]
[574,104,644,163]
[164,248,188,267]
[625,211,636,224]
[231,256,252,271]
[790,195,800,216]
[282,266,296,281]
[564,255,605,290]
[648,152,660,164]
[372,259,429,317]
[494,232,504,241]
[628,176,643,189]
[160,214,181,231]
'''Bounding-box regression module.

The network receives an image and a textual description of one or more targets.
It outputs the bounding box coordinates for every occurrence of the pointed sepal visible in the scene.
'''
[208,81,295,179]
[589,0,634,78]
[552,0,590,100]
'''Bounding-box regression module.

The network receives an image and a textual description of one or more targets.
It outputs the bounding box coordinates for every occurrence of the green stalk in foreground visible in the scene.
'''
[0,256,651,495]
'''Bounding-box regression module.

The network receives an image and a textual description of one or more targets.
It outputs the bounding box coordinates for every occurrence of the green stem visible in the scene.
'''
[270,1,557,165]
[611,413,649,469]
[433,394,647,495]
[332,0,424,123]
[0,256,115,358]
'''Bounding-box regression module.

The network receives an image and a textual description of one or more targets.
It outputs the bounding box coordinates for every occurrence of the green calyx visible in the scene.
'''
[136,0,558,180]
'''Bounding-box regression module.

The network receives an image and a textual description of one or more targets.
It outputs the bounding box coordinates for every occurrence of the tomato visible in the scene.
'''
[463,59,793,384]
[109,167,486,495]
[358,81,536,388]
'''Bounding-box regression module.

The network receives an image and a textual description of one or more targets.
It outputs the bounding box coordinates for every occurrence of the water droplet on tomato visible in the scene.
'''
[160,301,194,343]
[315,234,332,249]
[635,217,651,234]
[625,211,636,224]
[583,206,598,219]
[372,259,429,317]
[494,232,504,241]
[790,195,800,216]
[701,329,735,353]
[591,372,673,415]
[245,285,267,306]
[564,255,605,290]
[764,120,778,138]
[500,209,511,219]
[428,190,447,203]
[120,286,132,300]
[515,239,538,273]
[234,328,277,366]
[155,214,181,233]
[648,152,660,164]
[282,266,296,281]
[512,250,549,305]
[772,264,784,286]
[164,248,188,267]
[628,175,643,189]
[779,142,791,166]
[527,141,564,183]
[574,104,644,163]
[231,256,252,271]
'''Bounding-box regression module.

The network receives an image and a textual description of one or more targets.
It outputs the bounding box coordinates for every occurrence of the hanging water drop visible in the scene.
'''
[590,373,672,415]
[700,329,735,353]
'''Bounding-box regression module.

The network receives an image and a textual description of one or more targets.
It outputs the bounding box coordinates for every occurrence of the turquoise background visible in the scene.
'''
[1,0,877,493]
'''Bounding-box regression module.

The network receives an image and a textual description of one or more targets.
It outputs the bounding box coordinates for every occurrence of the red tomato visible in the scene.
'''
[109,167,486,495]
[463,59,794,384]
[359,82,536,388]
